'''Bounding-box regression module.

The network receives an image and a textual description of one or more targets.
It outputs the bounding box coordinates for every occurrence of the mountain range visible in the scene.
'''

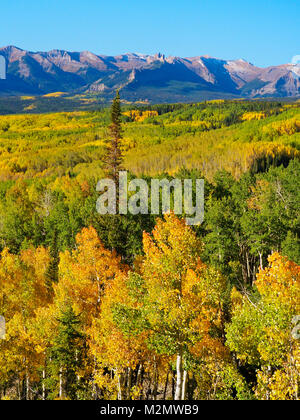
[0,46,299,102]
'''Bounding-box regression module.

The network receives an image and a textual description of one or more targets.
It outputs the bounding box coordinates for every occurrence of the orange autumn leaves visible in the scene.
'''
[57,227,126,323]
[88,214,230,399]
[0,214,299,399]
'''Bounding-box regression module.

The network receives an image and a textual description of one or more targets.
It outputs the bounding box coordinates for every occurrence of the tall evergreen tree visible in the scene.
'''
[47,305,86,400]
[45,228,59,291]
[100,90,126,252]
[104,90,123,184]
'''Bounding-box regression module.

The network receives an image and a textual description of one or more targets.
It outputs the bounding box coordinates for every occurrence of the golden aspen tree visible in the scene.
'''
[0,247,50,399]
[57,226,126,325]
[227,253,300,400]
[111,214,228,400]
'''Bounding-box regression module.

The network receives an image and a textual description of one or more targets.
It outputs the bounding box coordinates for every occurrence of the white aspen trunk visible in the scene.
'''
[26,374,29,400]
[42,369,46,401]
[127,367,132,400]
[181,370,188,400]
[136,364,143,400]
[246,253,250,279]
[175,353,183,400]
[117,372,123,400]
[59,366,63,399]
[136,364,142,386]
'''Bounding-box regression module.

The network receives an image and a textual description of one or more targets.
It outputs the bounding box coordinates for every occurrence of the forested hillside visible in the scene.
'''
[0,100,299,400]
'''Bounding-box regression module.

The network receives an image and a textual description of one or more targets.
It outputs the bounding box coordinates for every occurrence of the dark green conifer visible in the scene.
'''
[47,305,86,400]
[104,90,123,184]
[45,228,59,291]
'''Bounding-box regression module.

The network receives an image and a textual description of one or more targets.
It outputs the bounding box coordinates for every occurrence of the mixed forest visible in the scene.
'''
[0,96,299,400]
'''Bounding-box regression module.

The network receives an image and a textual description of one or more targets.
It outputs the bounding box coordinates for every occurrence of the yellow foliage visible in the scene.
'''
[242,112,266,121]
[57,226,126,324]
[23,104,36,111]
[263,118,300,136]
[206,99,225,104]
[43,92,66,98]
[123,110,159,122]
[256,252,300,312]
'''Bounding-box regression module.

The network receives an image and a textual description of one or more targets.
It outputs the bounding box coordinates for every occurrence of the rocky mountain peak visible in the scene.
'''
[0,46,299,101]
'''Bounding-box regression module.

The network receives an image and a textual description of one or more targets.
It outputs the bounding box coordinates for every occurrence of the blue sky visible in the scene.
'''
[1,0,299,67]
